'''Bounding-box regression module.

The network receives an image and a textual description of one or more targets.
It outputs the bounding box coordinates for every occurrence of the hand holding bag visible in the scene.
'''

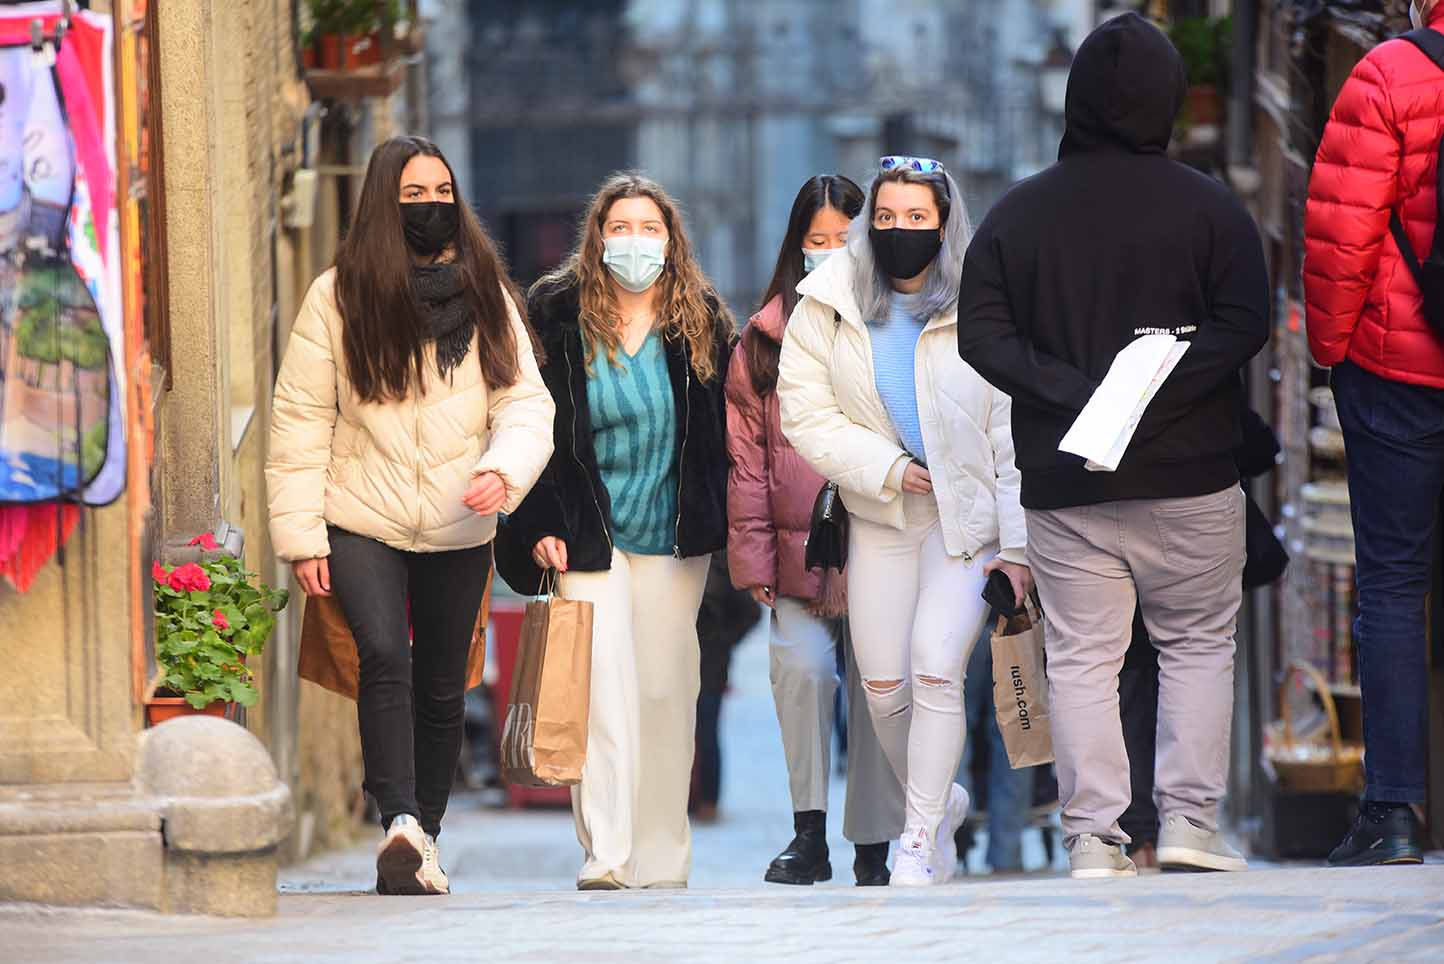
[804,481,849,573]
[500,570,594,787]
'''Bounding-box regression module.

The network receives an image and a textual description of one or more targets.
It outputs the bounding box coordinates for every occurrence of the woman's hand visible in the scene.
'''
[532,536,569,573]
[901,462,933,495]
[293,558,331,597]
[749,585,776,609]
[984,558,1034,609]
[462,471,507,516]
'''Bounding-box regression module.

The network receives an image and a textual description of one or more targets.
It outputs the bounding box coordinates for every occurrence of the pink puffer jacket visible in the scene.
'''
[726,296,837,609]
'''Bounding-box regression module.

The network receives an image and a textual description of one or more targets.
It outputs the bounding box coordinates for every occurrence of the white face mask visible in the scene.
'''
[802,247,838,274]
[1412,1,1428,29]
[602,235,666,293]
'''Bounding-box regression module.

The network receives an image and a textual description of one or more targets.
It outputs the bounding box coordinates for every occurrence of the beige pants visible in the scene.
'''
[561,549,710,887]
[1025,487,1245,848]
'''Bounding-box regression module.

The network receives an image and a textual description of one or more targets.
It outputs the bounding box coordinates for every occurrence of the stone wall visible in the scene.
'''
[153,0,365,862]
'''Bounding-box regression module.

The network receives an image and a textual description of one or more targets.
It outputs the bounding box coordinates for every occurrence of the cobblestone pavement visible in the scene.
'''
[4,625,1443,962]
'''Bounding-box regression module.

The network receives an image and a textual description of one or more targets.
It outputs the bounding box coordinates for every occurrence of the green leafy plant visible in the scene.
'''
[1170,15,1233,93]
[153,537,289,709]
[303,0,401,45]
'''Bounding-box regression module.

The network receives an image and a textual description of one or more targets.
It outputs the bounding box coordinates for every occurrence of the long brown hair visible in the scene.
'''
[747,175,864,396]
[335,136,528,403]
[534,172,734,383]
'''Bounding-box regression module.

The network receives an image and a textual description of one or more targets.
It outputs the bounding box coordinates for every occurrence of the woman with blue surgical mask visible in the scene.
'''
[496,172,735,891]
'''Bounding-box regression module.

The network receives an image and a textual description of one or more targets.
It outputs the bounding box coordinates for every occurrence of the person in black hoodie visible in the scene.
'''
[956,13,1269,880]
[495,172,734,891]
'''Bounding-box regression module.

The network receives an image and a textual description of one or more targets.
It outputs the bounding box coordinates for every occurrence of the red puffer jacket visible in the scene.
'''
[1305,10,1444,388]
[726,296,840,611]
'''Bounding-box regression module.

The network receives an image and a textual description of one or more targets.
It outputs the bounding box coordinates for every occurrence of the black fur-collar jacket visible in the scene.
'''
[495,277,734,595]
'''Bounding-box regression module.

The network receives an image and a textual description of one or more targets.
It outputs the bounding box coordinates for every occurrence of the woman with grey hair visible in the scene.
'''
[777,156,1031,886]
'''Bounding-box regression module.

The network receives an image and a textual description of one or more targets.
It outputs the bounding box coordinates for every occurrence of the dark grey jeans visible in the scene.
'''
[326,526,492,839]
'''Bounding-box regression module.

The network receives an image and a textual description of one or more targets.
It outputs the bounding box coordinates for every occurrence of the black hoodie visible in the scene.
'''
[956,13,1269,511]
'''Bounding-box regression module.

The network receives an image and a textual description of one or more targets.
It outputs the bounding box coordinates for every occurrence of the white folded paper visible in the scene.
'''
[1058,334,1190,472]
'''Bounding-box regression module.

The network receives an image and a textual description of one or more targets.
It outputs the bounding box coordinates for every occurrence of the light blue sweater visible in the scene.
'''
[868,292,928,465]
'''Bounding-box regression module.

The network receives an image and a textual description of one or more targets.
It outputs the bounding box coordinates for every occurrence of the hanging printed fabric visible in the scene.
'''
[0,3,125,506]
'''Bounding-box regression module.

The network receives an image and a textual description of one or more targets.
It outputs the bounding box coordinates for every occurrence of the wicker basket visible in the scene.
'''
[1264,661,1365,794]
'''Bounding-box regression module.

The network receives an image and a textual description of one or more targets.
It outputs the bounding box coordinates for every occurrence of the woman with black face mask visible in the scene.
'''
[777,157,1031,886]
[267,136,554,895]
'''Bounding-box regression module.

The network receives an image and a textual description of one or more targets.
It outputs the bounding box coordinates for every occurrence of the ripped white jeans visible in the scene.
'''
[847,490,996,839]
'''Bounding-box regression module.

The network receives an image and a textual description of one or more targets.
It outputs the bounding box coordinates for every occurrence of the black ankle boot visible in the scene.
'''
[765,811,831,885]
[853,842,890,886]
[1328,802,1424,867]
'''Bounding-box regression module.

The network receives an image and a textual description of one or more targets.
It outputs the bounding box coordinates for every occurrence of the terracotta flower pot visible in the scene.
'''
[1186,84,1222,126]
[145,696,228,727]
[313,32,383,70]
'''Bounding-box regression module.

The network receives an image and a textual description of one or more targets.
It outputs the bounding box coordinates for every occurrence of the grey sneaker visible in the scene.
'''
[375,814,427,895]
[419,834,450,894]
[1069,834,1138,879]
[1158,815,1248,873]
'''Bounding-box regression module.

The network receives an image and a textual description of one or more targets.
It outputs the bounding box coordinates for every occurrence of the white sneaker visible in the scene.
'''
[890,829,937,887]
[1069,834,1137,880]
[932,784,970,883]
[375,814,427,895]
[419,834,450,894]
[1157,815,1248,873]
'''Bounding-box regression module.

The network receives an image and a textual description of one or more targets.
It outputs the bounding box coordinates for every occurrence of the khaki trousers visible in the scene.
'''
[768,600,905,843]
[561,549,710,887]
[1025,487,1245,848]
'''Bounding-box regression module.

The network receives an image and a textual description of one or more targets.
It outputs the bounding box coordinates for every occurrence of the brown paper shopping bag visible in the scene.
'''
[990,599,1055,769]
[297,568,493,701]
[500,575,594,787]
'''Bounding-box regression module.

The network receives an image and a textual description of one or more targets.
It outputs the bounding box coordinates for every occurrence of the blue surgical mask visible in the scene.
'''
[802,247,838,274]
[602,235,666,293]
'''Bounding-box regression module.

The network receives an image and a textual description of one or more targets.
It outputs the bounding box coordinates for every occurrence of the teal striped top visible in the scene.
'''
[587,333,678,556]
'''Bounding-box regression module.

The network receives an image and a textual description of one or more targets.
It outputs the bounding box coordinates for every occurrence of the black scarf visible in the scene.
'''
[412,262,474,379]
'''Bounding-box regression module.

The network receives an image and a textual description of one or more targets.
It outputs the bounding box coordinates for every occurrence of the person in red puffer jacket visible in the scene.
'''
[726,175,904,887]
[1303,0,1444,868]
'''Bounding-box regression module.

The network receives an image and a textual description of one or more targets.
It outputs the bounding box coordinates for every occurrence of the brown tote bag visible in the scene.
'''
[990,598,1055,769]
[297,567,494,701]
[500,572,594,787]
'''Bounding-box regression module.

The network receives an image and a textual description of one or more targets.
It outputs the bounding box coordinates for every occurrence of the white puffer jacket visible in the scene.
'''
[777,250,1026,565]
[267,269,555,562]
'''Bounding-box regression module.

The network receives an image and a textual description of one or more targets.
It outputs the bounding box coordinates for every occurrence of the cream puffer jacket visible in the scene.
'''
[777,249,1026,565]
[267,269,555,562]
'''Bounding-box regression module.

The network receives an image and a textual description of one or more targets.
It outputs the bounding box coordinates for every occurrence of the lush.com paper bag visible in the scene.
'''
[990,602,1054,769]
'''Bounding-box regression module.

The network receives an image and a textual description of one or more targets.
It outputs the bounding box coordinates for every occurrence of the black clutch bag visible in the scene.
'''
[805,482,849,573]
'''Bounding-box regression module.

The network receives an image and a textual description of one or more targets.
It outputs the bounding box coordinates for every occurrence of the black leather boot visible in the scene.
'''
[853,842,890,886]
[765,811,831,885]
[1328,803,1424,867]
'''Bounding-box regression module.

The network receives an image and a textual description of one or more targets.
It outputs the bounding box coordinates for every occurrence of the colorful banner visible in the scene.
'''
[0,3,125,507]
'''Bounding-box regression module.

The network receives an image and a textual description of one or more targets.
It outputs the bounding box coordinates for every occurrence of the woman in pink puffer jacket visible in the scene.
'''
[726,175,903,888]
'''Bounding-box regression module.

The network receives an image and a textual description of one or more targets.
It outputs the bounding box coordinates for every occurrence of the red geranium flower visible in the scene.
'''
[168,562,212,594]
[212,609,230,631]
[189,532,220,551]
[153,561,169,583]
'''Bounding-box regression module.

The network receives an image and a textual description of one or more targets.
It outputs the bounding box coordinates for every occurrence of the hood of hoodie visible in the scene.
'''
[1059,12,1186,159]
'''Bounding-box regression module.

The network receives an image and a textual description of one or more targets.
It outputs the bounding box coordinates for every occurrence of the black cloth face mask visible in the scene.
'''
[401,201,459,257]
[869,226,943,280]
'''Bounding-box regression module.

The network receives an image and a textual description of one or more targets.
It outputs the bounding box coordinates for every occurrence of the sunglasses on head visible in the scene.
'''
[880,155,945,174]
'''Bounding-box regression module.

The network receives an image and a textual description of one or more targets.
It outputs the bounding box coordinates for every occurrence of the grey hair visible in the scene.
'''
[848,166,972,322]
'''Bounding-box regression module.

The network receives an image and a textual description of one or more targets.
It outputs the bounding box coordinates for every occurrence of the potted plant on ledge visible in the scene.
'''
[148,534,289,727]
[302,0,401,71]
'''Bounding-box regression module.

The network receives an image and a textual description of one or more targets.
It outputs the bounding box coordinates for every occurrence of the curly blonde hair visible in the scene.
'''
[538,172,734,383]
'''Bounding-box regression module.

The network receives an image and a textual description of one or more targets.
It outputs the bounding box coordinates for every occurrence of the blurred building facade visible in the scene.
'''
[428,0,1094,312]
